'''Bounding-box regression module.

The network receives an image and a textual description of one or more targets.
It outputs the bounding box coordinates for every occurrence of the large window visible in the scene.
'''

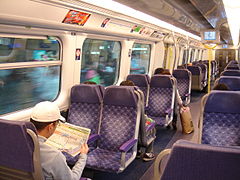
[130,43,151,74]
[0,37,61,115]
[81,38,121,86]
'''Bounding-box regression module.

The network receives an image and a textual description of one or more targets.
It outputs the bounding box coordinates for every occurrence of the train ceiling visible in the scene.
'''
[113,0,232,44]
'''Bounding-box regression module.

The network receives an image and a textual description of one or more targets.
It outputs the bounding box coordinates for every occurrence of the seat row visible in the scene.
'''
[181,60,218,91]
[154,89,240,180]
[154,60,240,180]
[67,84,156,173]
[126,69,192,126]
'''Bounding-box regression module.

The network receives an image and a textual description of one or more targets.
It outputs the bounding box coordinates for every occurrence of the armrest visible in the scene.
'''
[146,122,155,132]
[165,108,173,115]
[185,93,190,97]
[87,134,100,144]
[119,139,137,152]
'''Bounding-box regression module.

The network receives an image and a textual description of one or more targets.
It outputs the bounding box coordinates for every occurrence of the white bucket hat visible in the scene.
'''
[31,101,65,122]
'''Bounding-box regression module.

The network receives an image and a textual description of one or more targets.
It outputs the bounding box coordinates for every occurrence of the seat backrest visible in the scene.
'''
[156,140,240,180]
[126,74,150,106]
[0,119,43,180]
[68,84,104,135]
[147,75,175,120]
[214,76,240,91]
[173,69,191,99]
[225,65,240,70]
[98,86,140,151]
[200,91,240,146]
[220,70,240,77]
[187,66,203,90]
[197,64,207,82]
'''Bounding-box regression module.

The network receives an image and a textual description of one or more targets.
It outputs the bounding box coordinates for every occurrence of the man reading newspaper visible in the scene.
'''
[30,101,89,180]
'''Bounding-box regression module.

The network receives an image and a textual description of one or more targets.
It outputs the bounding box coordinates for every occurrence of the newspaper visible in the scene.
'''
[46,122,91,156]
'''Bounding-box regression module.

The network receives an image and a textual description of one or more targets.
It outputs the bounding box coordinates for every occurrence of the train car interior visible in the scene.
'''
[0,0,240,180]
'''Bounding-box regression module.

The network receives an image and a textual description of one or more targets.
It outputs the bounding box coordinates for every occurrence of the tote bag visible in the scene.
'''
[180,106,194,134]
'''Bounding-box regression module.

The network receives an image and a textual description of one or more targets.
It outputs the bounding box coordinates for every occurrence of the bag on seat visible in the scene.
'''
[179,106,194,134]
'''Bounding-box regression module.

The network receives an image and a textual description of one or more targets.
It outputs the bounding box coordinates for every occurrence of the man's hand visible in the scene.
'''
[80,143,89,154]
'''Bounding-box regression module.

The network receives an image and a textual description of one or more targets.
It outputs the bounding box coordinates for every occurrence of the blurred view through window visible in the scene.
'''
[130,43,151,74]
[0,37,61,115]
[81,38,121,86]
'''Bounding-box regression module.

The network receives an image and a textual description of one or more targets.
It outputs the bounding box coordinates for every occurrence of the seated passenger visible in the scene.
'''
[83,81,97,85]
[153,67,164,75]
[120,80,155,161]
[213,83,229,90]
[30,101,89,180]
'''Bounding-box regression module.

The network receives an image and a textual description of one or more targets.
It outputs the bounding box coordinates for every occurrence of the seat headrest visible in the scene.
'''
[204,91,240,114]
[173,69,191,79]
[225,66,240,70]
[187,66,201,75]
[0,119,36,172]
[71,84,104,103]
[150,75,174,88]
[126,74,150,86]
[103,86,138,107]
[221,70,240,77]
[218,76,240,91]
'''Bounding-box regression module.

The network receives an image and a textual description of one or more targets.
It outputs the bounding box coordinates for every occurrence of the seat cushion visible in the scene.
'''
[86,148,133,173]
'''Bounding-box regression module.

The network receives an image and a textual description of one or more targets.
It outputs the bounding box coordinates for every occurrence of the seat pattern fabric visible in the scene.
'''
[202,112,240,146]
[98,105,137,151]
[147,88,172,117]
[176,79,189,99]
[160,140,240,180]
[68,103,101,135]
[0,120,35,172]
[86,149,132,172]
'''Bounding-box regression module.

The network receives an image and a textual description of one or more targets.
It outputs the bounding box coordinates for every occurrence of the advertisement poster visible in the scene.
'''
[75,48,81,60]
[62,10,91,26]
[130,25,142,33]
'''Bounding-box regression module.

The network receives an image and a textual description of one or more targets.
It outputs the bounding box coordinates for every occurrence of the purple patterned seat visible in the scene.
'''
[214,76,240,91]
[173,69,192,105]
[68,84,104,135]
[65,84,104,165]
[197,63,208,87]
[225,64,240,70]
[86,86,141,173]
[134,88,156,151]
[220,70,240,77]
[126,74,150,107]
[187,66,204,91]
[200,91,240,146]
[0,119,44,180]
[146,75,176,126]
[154,140,240,180]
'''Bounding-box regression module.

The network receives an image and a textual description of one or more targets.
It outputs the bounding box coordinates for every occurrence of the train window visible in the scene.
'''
[0,37,60,63]
[0,38,14,56]
[81,38,121,86]
[0,36,61,115]
[130,43,151,74]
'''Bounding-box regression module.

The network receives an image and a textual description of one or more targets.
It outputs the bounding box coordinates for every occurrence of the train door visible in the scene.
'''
[215,49,236,73]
